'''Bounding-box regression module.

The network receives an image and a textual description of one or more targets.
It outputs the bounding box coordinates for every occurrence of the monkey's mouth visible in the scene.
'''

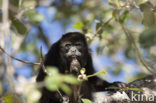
[71,67,80,75]
[71,55,77,58]
[68,55,81,62]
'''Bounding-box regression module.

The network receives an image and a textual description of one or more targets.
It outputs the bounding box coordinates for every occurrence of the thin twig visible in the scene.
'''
[121,24,156,74]
[38,26,51,48]
[57,89,64,101]
[0,46,40,65]
[40,46,47,73]
[89,17,113,43]
[95,17,113,35]
[78,83,82,103]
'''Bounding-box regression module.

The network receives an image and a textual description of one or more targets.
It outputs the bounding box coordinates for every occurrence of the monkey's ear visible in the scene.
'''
[44,42,59,66]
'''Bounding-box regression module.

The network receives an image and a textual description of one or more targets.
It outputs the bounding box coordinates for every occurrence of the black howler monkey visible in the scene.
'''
[36,32,126,103]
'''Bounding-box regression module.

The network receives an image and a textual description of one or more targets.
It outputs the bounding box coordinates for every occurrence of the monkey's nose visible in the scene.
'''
[71,50,76,54]
[71,48,76,52]
[71,47,77,54]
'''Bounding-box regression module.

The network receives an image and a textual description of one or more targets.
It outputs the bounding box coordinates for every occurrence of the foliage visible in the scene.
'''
[78,68,106,81]
[106,86,143,92]
[0,0,155,103]
[1,94,22,103]
[24,84,41,103]
[139,25,156,48]
[72,22,84,29]
[45,67,79,95]
[81,98,93,103]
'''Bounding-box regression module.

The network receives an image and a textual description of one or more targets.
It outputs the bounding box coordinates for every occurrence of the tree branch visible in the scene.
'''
[95,75,156,103]
[38,26,51,48]
[120,24,156,74]
[0,46,40,65]
[89,17,113,44]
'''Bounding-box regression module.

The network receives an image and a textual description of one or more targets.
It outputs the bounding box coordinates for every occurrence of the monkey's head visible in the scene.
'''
[59,32,89,75]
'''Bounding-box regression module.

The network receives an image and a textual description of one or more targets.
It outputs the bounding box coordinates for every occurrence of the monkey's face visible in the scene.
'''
[60,41,85,74]
[62,41,83,58]
[59,33,88,75]
[59,34,87,62]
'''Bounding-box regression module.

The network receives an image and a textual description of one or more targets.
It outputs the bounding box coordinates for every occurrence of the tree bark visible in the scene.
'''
[95,75,156,103]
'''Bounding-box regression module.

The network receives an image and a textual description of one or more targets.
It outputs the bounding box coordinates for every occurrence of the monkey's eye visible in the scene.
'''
[65,43,71,48]
[75,43,82,46]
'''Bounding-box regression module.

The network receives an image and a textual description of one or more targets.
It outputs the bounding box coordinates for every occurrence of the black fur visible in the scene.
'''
[36,32,126,103]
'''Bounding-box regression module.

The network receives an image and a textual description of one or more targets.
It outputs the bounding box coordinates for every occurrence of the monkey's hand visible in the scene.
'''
[107,81,128,91]
[112,81,127,88]
[70,58,81,75]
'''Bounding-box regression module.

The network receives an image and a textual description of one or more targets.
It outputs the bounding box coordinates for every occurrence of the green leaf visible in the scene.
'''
[46,66,59,75]
[128,88,143,91]
[139,25,156,47]
[2,94,22,103]
[23,0,36,8]
[87,70,106,78]
[119,10,130,24]
[60,84,72,95]
[63,75,79,84]
[81,98,93,103]
[125,47,136,59]
[26,42,36,52]
[72,22,84,29]
[140,2,156,27]
[96,21,104,35]
[12,18,28,35]
[45,67,78,94]
[45,75,62,91]
[135,0,148,5]
[9,0,20,7]
[25,9,44,25]
[108,0,118,8]
[86,35,92,42]
[3,94,14,103]
[112,9,120,20]
[24,84,41,103]
[80,68,86,74]
[45,67,62,91]
[142,12,155,27]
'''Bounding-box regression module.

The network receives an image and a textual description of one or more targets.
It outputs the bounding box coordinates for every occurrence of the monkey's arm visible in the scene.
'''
[88,76,126,92]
